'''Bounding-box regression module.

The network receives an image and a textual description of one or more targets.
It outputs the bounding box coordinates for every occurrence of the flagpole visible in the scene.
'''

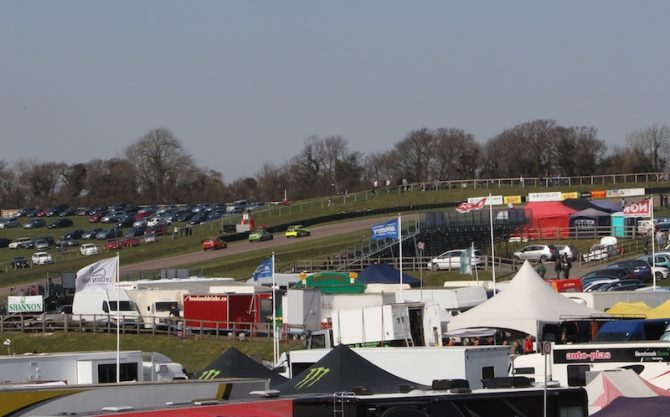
[489,193,496,294]
[651,196,656,290]
[272,252,278,367]
[398,214,403,300]
[116,253,120,383]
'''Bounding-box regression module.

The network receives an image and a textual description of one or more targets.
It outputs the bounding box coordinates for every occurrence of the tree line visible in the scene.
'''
[1,120,669,209]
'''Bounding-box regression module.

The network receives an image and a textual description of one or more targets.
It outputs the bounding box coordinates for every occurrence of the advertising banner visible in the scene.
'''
[7,295,43,313]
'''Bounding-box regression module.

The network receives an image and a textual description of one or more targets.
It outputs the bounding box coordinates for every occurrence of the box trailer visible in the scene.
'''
[331,302,443,347]
[182,292,273,332]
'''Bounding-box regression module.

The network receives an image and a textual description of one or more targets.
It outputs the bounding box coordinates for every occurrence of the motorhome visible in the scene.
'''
[71,288,141,325]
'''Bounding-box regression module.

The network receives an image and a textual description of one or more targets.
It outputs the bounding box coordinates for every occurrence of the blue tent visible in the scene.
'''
[358,263,421,287]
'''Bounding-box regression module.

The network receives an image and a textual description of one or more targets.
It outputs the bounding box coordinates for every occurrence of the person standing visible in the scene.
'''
[536,260,546,279]
[562,254,572,279]
[554,259,562,279]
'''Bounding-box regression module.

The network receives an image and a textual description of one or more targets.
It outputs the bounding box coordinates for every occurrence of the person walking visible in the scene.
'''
[562,254,572,279]
[536,260,546,279]
[554,259,562,279]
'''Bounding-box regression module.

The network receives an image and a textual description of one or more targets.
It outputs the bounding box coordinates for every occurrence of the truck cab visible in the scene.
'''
[594,319,670,342]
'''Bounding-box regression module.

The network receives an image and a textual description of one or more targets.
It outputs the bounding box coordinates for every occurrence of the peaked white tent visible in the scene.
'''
[447,261,608,337]
[585,369,670,414]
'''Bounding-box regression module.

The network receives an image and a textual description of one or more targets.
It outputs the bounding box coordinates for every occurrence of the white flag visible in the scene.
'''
[76,257,118,292]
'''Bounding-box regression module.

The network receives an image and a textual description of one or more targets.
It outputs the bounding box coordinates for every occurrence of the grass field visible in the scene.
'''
[0,331,302,374]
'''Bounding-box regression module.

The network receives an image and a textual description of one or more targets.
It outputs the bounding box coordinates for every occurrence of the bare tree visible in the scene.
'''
[432,128,480,180]
[626,124,670,172]
[124,128,196,202]
[394,128,435,182]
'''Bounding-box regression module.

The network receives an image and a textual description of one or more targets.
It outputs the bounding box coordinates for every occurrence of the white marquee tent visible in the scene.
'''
[447,261,608,337]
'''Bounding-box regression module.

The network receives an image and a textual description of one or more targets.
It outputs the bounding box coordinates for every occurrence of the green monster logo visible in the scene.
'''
[199,369,222,380]
[294,367,330,389]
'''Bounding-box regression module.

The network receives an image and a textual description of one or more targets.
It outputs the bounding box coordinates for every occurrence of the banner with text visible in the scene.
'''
[467,195,503,206]
[370,218,400,240]
[527,192,563,202]
[606,188,646,198]
[8,295,43,313]
[623,199,652,218]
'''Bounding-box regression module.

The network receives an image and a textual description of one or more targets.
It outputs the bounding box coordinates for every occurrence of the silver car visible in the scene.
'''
[513,244,557,262]
[427,249,485,271]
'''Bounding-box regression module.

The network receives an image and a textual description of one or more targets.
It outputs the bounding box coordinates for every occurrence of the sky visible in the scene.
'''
[2,1,669,181]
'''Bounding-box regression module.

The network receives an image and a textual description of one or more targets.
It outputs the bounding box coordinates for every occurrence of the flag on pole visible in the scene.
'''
[460,246,473,275]
[370,219,400,240]
[252,258,273,283]
[456,198,487,213]
[623,198,652,218]
[75,257,118,292]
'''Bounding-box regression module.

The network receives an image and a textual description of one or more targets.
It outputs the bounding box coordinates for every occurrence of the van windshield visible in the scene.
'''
[108,301,137,312]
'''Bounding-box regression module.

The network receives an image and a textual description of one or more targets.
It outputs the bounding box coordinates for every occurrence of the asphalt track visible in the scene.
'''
[121,216,400,273]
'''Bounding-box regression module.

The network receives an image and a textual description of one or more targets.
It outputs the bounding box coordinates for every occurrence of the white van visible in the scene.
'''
[72,288,141,325]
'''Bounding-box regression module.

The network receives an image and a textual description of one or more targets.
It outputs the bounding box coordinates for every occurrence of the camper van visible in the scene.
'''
[72,288,141,325]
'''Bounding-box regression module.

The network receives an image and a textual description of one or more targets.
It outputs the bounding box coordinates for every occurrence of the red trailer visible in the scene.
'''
[182,293,272,333]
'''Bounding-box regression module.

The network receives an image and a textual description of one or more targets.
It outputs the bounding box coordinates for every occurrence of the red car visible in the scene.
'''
[122,237,140,248]
[89,212,104,223]
[201,237,227,251]
[105,240,122,250]
[145,224,167,236]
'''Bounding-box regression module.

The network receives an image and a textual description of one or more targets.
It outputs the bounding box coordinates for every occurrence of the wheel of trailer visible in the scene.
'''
[431,263,439,272]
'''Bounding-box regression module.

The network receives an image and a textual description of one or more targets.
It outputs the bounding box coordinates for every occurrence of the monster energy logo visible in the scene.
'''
[199,369,222,380]
[294,367,330,389]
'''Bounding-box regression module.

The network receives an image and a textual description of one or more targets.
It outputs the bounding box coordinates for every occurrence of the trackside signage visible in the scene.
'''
[8,295,44,313]
[554,347,670,363]
[527,192,562,202]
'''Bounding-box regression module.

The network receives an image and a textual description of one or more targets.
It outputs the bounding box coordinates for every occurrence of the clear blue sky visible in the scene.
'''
[2,1,668,180]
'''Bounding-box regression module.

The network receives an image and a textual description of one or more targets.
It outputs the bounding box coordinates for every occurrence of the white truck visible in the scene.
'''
[72,288,142,326]
[125,289,184,328]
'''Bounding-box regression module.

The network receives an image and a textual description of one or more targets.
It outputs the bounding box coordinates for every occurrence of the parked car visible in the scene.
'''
[33,238,50,249]
[554,245,578,261]
[125,226,147,237]
[57,238,80,247]
[0,218,20,228]
[145,224,167,236]
[512,244,557,262]
[95,228,123,240]
[608,259,653,283]
[121,237,140,247]
[62,229,84,240]
[10,256,30,269]
[427,249,485,271]
[81,228,103,239]
[201,236,227,251]
[600,280,646,292]
[8,237,32,249]
[583,278,622,292]
[249,229,273,242]
[80,243,100,256]
[47,218,73,229]
[31,251,54,265]
[285,225,311,238]
[0,238,11,248]
[23,219,46,229]
[638,254,670,270]
[580,268,636,286]
[105,240,122,251]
